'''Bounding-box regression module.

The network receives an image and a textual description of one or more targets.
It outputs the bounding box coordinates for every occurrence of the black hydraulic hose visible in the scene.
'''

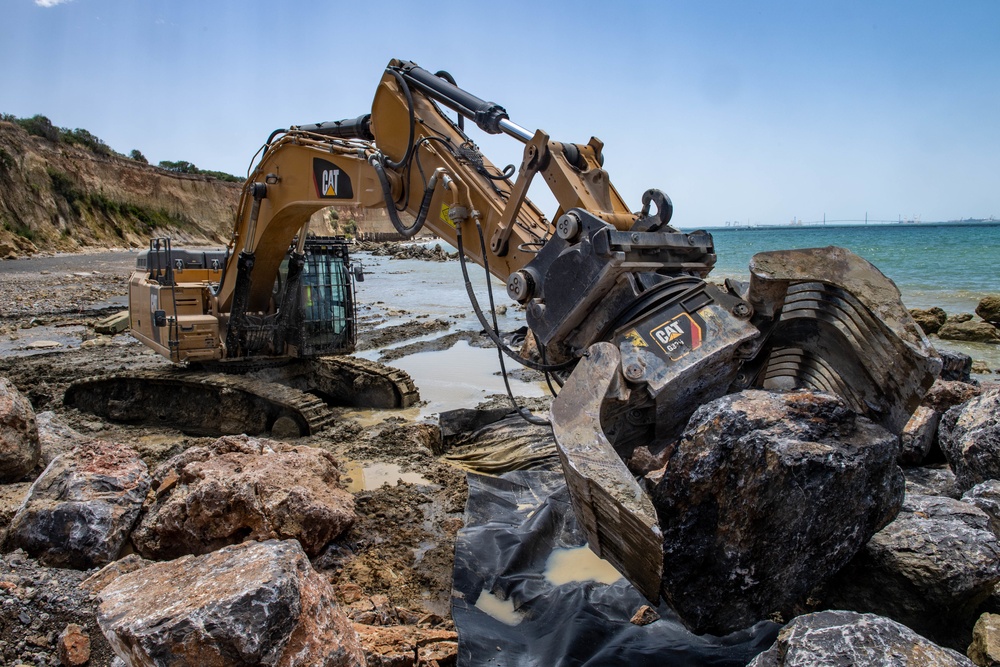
[385,68,416,171]
[454,222,575,374]
[473,221,551,427]
[370,158,435,238]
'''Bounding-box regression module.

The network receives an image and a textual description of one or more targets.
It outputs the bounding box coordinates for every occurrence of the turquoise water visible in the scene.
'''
[702,223,1000,315]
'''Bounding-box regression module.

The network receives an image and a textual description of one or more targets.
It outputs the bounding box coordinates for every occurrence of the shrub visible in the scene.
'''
[60,127,112,156]
[129,149,148,164]
[46,168,80,204]
[158,160,199,174]
[16,115,60,142]
[158,159,243,182]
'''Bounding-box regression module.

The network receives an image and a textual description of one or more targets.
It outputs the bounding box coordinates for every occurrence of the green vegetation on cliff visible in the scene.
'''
[44,167,197,239]
[1,113,243,183]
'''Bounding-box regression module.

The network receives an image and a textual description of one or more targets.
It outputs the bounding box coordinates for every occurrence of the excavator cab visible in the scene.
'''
[129,235,358,363]
[279,236,357,357]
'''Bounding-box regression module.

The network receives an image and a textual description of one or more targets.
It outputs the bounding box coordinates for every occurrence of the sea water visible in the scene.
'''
[702,222,1000,371]
[705,223,999,314]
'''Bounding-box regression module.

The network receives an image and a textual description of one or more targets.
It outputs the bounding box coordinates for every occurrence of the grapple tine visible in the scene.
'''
[550,341,663,602]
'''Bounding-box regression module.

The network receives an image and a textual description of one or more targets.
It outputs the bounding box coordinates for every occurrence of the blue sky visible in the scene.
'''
[3,0,998,226]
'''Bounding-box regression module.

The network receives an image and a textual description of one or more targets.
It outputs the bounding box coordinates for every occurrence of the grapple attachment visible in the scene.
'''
[551,245,941,605]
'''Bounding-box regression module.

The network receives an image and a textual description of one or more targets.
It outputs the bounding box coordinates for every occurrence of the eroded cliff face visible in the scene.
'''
[0,121,240,257]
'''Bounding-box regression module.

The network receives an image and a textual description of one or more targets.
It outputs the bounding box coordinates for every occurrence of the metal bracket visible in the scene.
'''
[490,129,548,256]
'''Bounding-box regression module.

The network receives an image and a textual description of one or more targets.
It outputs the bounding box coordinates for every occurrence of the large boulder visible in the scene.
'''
[939,321,1000,345]
[940,388,1000,493]
[748,610,974,666]
[823,494,1000,649]
[976,296,1000,325]
[911,307,949,335]
[131,434,355,559]
[4,440,150,568]
[648,389,903,635]
[97,539,365,667]
[0,377,40,481]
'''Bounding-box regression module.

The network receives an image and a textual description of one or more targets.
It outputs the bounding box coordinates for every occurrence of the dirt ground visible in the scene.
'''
[0,248,541,666]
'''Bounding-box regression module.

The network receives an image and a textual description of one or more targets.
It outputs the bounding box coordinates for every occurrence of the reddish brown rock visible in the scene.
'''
[131,434,355,559]
[977,296,1000,326]
[57,623,90,667]
[900,405,941,465]
[630,605,660,626]
[353,623,458,667]
[910,307,949,335]
[922,380,983,412]
[97,539,365,667]
[0,377,40,481]
[4,440,150,568]
[939,320,1000,345]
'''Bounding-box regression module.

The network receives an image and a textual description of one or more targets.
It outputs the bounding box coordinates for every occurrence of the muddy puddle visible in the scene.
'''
[343,460,433,492]
[474,589,525,626]
[544,545,624,586]
[370,340,547,419]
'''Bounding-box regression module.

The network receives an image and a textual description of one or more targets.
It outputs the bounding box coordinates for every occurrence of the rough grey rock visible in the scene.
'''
[977,296,1000,326]
[940,388,1000,493]
[922,380,983,413]
[748,610,974,666]
[823,494,1000,649]
[35,410,90,466]
[904,465,960,499]
[4,440,150,568]
[939,321,1000,345]
[131,434,355,559]
[939,350,975,383]
[911,306,949,335]
[97,539,365,667]
[0,376,40,481]
[964,481,1000,538]
[900,406,941,465]
[649,389,903,635]
[968,612,1000,667]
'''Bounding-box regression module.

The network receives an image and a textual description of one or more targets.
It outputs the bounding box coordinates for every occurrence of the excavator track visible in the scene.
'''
[64,356,418,438]
[310,355,420,409]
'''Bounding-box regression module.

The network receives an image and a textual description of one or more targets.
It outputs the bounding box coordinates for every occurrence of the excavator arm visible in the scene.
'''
[148,58,942,608]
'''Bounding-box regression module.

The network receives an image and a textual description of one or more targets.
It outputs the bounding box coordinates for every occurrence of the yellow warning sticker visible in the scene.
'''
[623,329,647,348]
[440,204,455,228]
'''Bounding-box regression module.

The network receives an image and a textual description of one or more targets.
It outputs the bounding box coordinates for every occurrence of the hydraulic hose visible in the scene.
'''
[370,157,437,239]
[385,68,416,171]
[454,221,575,374]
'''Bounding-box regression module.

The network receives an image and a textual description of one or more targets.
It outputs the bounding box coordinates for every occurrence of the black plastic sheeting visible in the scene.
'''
[453,470,781,667]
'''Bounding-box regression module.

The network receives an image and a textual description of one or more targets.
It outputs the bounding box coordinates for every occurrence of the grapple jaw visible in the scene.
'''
[551,245,941,606]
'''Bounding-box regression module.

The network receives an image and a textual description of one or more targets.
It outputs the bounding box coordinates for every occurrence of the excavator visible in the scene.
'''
[67,59,939,618]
